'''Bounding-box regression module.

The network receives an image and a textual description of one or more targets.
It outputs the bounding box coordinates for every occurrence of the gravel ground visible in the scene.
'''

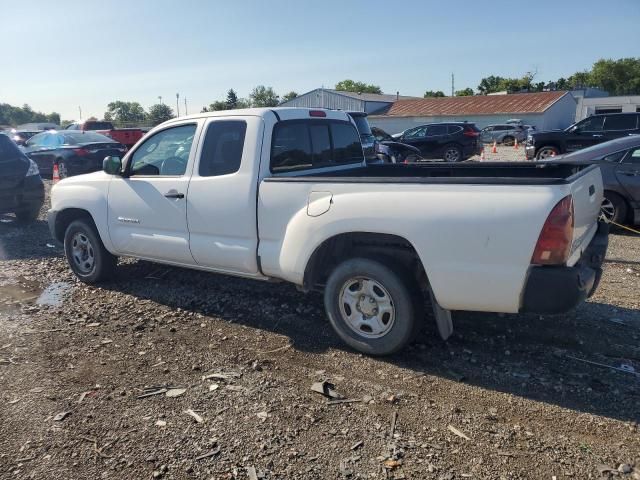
[469,144,530,162]
[0,181,639,480]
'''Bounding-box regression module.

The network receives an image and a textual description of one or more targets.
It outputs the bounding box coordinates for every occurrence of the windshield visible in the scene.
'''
[349,115,373,136]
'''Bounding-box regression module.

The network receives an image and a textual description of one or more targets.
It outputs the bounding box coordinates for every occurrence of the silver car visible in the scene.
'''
[480,124,527,146]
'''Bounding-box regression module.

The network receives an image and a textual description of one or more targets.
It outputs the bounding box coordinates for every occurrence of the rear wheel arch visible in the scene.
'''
[303,232,430,296]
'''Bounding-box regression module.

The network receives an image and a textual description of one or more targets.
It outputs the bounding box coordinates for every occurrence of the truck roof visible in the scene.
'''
[174,107,352,123]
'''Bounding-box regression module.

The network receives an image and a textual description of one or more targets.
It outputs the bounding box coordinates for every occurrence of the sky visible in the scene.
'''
[2,0,639,121]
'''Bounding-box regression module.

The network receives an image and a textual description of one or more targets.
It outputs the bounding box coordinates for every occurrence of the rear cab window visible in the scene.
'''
[270,119,363,173]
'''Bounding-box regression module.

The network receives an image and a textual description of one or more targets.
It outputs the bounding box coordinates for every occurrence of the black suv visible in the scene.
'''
[394,122,482,162]
[0,133,45,223]
[526,113,640,160]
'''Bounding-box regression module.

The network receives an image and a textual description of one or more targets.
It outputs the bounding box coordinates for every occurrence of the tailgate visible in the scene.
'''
[567,165,603,266]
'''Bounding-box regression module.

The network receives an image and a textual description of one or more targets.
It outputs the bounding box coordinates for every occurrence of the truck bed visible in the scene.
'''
[266,162,596,185]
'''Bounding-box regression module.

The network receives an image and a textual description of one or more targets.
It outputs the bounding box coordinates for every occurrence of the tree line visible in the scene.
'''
[423,57,640,98]
[0,103,61,127]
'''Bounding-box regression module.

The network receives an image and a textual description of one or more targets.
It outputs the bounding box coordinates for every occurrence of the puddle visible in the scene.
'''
[36,282,72,306]
[0,278,71,311]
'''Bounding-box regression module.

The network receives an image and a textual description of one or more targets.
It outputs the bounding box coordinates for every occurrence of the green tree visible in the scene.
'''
[147,103,174,126]
[60,119,75,128]
[555,78,569,90]
[281,91,298,103]
[226,89,238,109]
[0,103,61,126]
[588,58,640,95]
[455,88,474,96]
[334,79,382,94]
[105,101,146,126]
[249,85,279,107]
[424,90,446,98]
[478,75,506,94]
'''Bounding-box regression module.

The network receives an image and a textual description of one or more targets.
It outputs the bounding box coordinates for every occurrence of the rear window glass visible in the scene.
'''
[349,115,372,135]
[199,120,246,177]
[271,120,363,173]
[448,125,463,134]
[84,121,114,130]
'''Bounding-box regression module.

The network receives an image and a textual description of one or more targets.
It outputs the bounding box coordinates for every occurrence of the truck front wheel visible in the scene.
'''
[324,258,421,356]
[63,219,117,283]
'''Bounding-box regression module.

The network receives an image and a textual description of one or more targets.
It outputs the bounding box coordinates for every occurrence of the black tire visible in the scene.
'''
[324,258,422,356]
[15,204,41,224]
[63,219,117,283]
[535,146,559,159]
[600,192,628,224]
[442,144,462,162]
[502,136,515,146]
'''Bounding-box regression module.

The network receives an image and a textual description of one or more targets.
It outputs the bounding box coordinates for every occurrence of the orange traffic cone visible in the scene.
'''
[52,163,60,184]
[479,148,485,162]
[514,139,519,150]
[491,141,497,154]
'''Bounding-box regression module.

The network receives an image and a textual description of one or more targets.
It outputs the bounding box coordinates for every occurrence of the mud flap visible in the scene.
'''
[428,288,453,340]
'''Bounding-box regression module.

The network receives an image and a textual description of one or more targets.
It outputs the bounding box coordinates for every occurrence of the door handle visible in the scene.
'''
[592,134,603,138]
[164,190,184,199]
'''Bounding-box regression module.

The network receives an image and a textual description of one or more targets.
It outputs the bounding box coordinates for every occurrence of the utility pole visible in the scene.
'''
[184,97,188,116]
[158,96,163,105]
[78,106,82,121]
[451,73,455,97]
[176,93,180,117]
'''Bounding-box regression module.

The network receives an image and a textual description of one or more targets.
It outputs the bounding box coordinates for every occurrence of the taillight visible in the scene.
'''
[463,127,479,137]
[531,195,574,265]
[309,110,326,117]
[73,148,90,156]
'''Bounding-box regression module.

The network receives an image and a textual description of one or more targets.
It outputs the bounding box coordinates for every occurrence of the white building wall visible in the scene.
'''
[575,95,640,121]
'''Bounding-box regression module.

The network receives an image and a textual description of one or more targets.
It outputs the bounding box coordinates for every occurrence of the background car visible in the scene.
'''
[22,130,126,179]
[526,112,640,159]
[0,133,44,223]
[542,135,640,224]
[11,130,41,146]
[480,124,527,146]
[371,126,422,163]
[393,122,482,162]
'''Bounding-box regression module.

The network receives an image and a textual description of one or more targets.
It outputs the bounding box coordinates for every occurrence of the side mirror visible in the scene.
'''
[103,155,122,175]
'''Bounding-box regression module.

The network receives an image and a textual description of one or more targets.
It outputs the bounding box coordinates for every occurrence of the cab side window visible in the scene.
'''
[577,116,604,132]
[129,124,196,176]
[199,121,246,177]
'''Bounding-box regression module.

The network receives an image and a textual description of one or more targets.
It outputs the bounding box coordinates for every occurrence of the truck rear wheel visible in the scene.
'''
[324,258,421,356]
[64,219,117,283]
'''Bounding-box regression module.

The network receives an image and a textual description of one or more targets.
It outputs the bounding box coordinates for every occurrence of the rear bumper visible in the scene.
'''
[525,145,536,160]
[520,221,609,314]
[0,175,45,214]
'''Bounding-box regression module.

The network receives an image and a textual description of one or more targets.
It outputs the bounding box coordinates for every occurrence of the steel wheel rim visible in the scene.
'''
[71,232,95,274]
[444,148,460,162]
[538,148,556,159]
[338,276,396,339]
[600,198,615,221]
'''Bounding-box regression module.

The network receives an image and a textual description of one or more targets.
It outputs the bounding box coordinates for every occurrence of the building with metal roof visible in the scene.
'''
[368,91,577,134]
[279,88,419,114]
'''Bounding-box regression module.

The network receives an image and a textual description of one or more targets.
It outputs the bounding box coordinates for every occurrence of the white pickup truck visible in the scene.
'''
[48,108,609,355]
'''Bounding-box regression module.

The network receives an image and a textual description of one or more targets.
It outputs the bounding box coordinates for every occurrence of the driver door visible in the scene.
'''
[566,116,605,153]
[107,122,200,265]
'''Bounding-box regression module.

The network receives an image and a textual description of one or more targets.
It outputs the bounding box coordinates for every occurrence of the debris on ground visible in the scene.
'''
[310,380,344,400]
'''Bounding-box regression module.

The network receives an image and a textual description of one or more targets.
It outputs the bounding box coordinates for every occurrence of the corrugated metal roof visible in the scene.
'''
[325,89,419,102]
[381,91,570,117]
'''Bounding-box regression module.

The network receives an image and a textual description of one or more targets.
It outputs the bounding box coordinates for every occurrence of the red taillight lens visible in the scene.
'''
[73,148,90,156]
[309,110,326,117]
[531,195,574,265]
[463,127,480,137]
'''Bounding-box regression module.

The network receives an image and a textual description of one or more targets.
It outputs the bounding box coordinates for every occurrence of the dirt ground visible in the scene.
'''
[0,181,639,480]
